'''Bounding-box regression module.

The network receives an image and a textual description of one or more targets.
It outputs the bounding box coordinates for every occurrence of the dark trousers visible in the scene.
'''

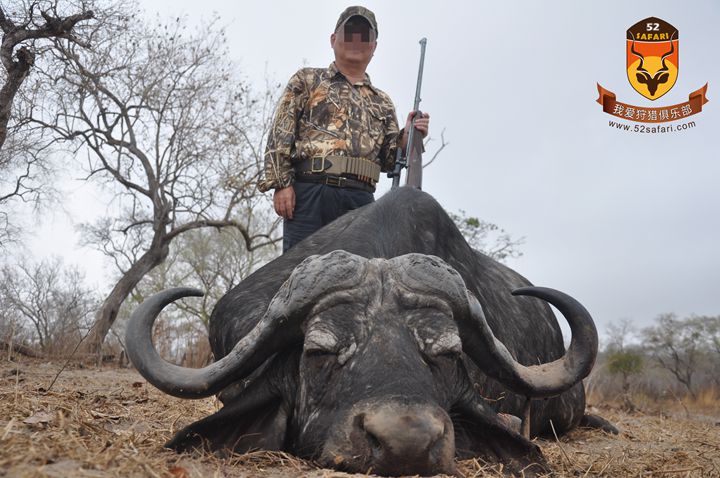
[283,182,374,252]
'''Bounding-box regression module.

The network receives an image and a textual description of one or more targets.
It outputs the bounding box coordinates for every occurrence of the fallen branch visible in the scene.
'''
[0,341,43,358]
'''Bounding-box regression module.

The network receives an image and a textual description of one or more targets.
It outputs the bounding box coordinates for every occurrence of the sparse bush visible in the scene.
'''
[591,315,720,413]
[606,349,643,411]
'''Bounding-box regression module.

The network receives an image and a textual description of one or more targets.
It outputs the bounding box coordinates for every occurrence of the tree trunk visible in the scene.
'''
[82,239,169,355]
[0,47,33,151]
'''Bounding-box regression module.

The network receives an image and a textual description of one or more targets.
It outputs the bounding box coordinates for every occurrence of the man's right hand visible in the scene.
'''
[273,186,296,219]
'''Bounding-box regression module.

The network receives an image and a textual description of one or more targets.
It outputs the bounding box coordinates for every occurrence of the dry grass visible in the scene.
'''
[1,358,718,477]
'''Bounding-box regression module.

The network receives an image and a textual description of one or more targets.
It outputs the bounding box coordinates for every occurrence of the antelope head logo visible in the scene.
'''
[627,30,678,101]
[630,32,676,97]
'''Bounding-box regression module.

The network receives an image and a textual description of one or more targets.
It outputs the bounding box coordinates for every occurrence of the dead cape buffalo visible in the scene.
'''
[126,187,611,476]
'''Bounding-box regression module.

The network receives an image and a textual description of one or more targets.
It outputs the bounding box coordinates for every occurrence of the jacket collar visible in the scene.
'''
[328,62,377,93]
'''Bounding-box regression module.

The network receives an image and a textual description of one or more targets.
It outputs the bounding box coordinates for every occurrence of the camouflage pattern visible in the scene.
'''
[335,6,378,36]
[258,63,401,192]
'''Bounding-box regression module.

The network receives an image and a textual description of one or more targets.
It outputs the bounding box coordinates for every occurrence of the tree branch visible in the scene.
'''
[422,128,448,169]
[0,6,93,150]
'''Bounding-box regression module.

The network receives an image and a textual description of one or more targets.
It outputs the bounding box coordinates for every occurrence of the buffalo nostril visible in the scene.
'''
[361,410,444,458]
[345,406,455,476]
[366,429,383,456]
[356,412,383,455]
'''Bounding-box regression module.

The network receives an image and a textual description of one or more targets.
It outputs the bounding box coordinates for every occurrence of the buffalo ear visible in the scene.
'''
[167,394,288,454]
[166,354,296,454]
[452,402,548,475]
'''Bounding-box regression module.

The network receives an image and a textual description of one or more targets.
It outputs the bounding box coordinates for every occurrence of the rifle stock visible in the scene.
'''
[405,118,424,189]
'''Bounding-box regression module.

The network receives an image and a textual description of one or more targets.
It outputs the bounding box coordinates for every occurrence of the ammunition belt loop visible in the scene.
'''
[297,155,381,183]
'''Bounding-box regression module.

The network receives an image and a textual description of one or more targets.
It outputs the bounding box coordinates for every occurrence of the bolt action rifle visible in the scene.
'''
[389,38,427,189]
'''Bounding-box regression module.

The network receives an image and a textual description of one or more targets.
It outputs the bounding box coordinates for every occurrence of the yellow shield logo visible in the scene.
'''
[626,17,679,101]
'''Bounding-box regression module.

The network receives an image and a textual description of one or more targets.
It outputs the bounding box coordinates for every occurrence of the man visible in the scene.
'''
[258,6,430,252]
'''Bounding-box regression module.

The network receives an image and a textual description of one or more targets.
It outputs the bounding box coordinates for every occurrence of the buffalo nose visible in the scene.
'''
[360,406,445,460]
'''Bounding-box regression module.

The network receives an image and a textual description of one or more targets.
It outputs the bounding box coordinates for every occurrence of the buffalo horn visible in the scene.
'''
[461,286,598,398]
[125,286,308,399]
[125,251,367,399]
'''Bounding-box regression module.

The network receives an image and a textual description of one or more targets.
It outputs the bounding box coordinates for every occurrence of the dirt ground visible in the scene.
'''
[1,358,719,477]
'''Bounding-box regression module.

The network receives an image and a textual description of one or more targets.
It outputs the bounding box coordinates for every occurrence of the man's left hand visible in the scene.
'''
[405,111,430,138]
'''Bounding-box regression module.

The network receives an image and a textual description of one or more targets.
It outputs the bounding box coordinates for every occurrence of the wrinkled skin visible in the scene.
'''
[168,253,547,475]
[132,188,610,476]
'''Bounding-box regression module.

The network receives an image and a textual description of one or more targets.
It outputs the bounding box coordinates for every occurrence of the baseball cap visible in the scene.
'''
[335,6,378,37]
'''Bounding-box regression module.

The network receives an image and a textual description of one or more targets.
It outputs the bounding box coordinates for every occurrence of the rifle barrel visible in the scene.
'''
[413,38,427,111]
[404,38,427,189]
[390,38,427,190]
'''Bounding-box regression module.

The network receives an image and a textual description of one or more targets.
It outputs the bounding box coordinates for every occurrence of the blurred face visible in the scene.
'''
[331,16,377,67]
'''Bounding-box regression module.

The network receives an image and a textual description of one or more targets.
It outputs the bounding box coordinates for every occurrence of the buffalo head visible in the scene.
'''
[126,250,597,476]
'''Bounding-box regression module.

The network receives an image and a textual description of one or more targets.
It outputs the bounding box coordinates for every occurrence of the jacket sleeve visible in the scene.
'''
[257,70,308,192]
[377,97,402,174]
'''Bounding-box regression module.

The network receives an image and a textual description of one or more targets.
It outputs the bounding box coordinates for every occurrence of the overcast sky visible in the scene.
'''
[24,0,720,337]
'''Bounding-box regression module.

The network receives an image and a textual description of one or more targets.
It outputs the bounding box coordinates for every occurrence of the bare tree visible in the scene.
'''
[605,318,638,352]
[0,1,93,245]
[26,8,279,354]
[697,315,720,388]
[0,0,93,149]
[701,315,720,356]
[136,212,279,330]
[643,313,705,400]
[0,123,59,246]
[0,256,98,355]
[112,217,279,365]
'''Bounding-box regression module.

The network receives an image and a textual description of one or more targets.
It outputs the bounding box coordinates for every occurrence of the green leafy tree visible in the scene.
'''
[603,318,644,410]
[449,209,524,263]
[606,350,643,411]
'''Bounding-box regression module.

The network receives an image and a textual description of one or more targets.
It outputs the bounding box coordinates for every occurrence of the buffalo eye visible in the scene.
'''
[304,347,337,358]
[433,349,461,360]
[427,332,463,360]
[303,327,343,359]
[304,328,340,359]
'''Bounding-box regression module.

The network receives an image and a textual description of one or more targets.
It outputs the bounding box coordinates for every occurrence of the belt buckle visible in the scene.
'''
[311,156,326,173]
[325,175,346,187]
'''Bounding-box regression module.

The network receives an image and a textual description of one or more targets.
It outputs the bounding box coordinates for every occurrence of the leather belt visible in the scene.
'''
[295,173,376,193]
[295,155,381,183]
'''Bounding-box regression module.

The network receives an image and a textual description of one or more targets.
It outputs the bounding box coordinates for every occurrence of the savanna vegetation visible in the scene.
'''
[1,1,718,477]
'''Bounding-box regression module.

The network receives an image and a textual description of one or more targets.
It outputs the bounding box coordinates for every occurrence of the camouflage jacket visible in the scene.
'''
[258,63,402,192]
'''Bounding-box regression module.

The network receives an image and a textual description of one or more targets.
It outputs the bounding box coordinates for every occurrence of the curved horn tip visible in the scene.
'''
[174,287,205,298]
[511,286,555,298]
[510,286,593,321]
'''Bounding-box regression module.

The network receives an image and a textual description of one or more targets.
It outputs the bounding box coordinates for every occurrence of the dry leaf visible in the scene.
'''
[169,466,190,478]
[23,411,54,425]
